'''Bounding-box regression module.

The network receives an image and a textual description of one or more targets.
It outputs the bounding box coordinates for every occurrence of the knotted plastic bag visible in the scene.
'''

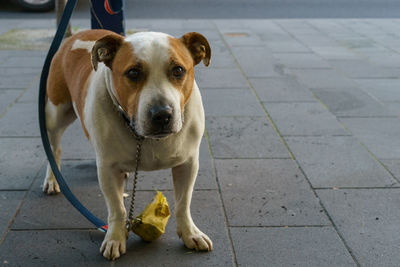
[130,191,170,242]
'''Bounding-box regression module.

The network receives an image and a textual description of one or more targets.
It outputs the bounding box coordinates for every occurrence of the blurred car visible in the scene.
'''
[12,0,55,11]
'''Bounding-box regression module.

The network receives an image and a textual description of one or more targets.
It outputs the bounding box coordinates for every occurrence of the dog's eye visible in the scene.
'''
[126,68,141,81]
[171,66,185,79]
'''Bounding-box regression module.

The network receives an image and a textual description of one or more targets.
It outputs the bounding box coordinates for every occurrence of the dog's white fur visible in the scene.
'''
[43,30,212,260]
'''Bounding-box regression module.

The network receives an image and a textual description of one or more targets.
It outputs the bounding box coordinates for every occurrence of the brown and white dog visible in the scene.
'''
[43,29,212,260]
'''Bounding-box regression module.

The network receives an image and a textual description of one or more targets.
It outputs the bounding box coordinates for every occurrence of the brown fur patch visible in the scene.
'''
[112,42,149,119]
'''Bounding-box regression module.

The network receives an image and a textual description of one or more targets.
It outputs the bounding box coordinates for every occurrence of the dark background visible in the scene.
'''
[1,0,399,19]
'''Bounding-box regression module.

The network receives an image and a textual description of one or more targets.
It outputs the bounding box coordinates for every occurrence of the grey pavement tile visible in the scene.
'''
[264,102,348,136]
[202,89,265,116]
[198,40,236,69]
[127,138,218,190]
[250,77,315,102]
[0,89,23,116]
[231,46,282,78]
[0,138,44,190]
[3,190,232,266]
[216,159,329,226]
[274,52,331,69]
[0,50,46,58]
[310,46,361,60]
[340,117,400,159]
[366,53,400,68]
[381,159,400,183]
[329,59,400,79]
[196,68,248,89]
[0,191,25,238]
[206,116,289,159]
[0,230,109,267]
[317,189,400,267]
[0,102,40,137]
[0,73,38,89]
[310,87,396,117]
[2,56,44,68]
[286,68,358,89]
[286,136,397,188]
[231,227,356,267]
[60,121,96,160]
[16,79,39,103]
[355,78,400,102]
[223,31,264,47]
[265,41,311,53]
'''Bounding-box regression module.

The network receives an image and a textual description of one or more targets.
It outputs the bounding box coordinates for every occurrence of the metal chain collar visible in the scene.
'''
[126,135,144,231]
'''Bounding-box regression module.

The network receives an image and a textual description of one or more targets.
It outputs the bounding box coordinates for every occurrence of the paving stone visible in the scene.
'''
[250,77,315,102]
[198,40,236,69]
[366,53,400,68]
[355,78,400,102]
[329,59,400,78]
[206,116,289,158]
[231,46,281,78]
[286,68,357,89]
[0,102,40,136]
[7,190,232,266]
[274,52,331,69]
[223,31,264,46]
[0,191,25,238]
[310,87,396,117]
[0,89,23,116]
[0,66,41,76]
[265,41,311,53]
[381,159,400,183]
[286,136,397,188]
[0,138,44,190]
[216,159,329,226]
[264,102,348,136]
[310,46,361,60]
[127,138,218,190]
[3,56,44,68]
[196,68,248,88]
[0,74,38,89]
[231,227,355,267]
[340,117,400,159]
[60,121,96,160]
[202,89,265,116]
[317,189,400,267]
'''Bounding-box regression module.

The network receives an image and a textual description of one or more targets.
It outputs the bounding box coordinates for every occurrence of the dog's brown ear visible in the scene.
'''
[92,34,124,71]
[180,32,211,67]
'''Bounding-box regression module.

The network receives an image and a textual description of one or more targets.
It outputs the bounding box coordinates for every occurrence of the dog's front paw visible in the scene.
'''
[100,235,126,260]
[178,226,213,251]
[42,177,60,195]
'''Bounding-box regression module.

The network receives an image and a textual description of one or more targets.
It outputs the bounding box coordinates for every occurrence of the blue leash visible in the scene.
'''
[38,0,108,232]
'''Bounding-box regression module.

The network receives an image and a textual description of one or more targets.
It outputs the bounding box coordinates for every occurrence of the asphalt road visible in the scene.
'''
[1,0,400,19]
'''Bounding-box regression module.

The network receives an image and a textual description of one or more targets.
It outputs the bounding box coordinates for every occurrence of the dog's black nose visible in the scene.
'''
[150,105,173,127]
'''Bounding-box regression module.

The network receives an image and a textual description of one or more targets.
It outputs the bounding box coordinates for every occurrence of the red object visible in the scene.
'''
[104,0,116,15]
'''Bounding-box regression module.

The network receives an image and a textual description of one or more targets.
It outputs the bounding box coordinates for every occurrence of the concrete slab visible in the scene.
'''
[202,89,265,116]
[381,159,400,183]
[286,136,397,188]
[286,68,357,88]
[216,159,329,226]
[230,46,281,78]
[206,116,289,158]
[329,59,400,79]
[231,227,356,266]
[264,102,348,136]
[0,89,23,116]
[340,117,400,159]
[317,189,400,267]
[0,138,44,190]
[0,191,25,239]
[250,77,315,102]
[310,87,396,117]
[0,102,40,136]
[274,52,331,69]
[196,68,248,88]
[355,78,400,102]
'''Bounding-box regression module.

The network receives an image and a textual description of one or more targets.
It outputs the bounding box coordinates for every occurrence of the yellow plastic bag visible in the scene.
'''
[130,191,171,242]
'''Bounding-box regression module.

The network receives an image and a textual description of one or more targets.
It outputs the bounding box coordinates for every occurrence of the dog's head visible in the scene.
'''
[92,31,211,139]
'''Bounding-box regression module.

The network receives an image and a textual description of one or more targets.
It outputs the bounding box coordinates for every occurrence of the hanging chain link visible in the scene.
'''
[126,135,144,231]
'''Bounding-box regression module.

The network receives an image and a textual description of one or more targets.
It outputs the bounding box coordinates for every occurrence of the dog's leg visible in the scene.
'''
[172,157,213,251]
[98,164,127,260]
[43,100,76,194]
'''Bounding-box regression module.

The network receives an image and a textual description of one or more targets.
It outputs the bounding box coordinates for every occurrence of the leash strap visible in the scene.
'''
[38,0,108,232]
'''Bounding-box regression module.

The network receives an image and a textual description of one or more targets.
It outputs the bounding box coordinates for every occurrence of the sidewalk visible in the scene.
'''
[1,18,400,266]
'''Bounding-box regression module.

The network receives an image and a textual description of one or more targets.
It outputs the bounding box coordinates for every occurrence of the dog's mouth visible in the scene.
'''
[145,131,175,139]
